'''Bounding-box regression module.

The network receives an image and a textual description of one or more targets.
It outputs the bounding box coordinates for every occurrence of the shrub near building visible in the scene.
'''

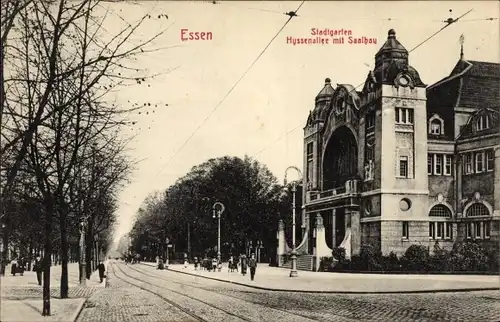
[320,242,498,274]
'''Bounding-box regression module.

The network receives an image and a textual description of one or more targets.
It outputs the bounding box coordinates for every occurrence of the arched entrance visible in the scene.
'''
[322,126,359,190]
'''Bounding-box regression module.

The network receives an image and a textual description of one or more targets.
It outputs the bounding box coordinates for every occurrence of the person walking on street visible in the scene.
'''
[33,256,43,285]
[10,258,18,276]
[249,253,257,281]
[18,257,26,276]
[98,261,106,283]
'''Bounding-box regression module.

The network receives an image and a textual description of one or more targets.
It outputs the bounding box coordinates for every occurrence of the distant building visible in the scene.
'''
[285,29,499,265]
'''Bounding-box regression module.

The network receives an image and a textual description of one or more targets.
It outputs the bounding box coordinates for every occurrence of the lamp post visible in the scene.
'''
[284,166,302,278]
[212,202,225,266]
[165,237,170,267]
[79,220,87,285]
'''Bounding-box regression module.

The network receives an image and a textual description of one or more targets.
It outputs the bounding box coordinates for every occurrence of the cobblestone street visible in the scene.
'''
[77,261,500,322]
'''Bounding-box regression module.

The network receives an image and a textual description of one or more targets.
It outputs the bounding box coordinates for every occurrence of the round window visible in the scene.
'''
[399,76,409,87]
[399,198,411,211]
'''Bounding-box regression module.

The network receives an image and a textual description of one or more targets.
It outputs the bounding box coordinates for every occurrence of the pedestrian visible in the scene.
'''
[33,256,43,285]
[240,254,247,276]
[249,253,257,281]
[10,258,18,276]
[194,257,198,270]
[211,257,217,271]
[98,260,106,283]
[18,257,26,276]
[184,255,188,269]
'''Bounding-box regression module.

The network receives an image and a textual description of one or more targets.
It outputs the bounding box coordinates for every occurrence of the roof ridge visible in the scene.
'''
[427,60,473,90]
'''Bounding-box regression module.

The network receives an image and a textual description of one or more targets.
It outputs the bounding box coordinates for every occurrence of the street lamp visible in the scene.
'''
[212,202,225,267]
[79,219,87,285]
[284,166,302,278]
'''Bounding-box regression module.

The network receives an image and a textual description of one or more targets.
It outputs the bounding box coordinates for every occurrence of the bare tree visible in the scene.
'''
[2,0,171,315]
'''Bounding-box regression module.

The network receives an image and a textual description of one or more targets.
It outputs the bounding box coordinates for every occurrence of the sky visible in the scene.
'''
[100,1,500,246]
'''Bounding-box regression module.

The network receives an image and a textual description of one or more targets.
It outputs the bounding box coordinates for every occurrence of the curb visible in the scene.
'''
[153,264,500,294]
[70,298,88,322]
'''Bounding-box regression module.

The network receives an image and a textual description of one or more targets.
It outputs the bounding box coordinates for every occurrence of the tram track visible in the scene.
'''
[112,262,258,322]
[125,263,333,322]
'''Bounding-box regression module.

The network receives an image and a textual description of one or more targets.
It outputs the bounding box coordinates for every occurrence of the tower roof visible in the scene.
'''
[316,78,335,98]
[375,29,409,70]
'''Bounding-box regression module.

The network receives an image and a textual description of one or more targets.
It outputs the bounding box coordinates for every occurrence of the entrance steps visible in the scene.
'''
[280,254,314,271]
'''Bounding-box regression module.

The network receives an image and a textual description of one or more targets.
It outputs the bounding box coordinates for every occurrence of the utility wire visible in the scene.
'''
[156,1,306,175]
[252,9,474,158]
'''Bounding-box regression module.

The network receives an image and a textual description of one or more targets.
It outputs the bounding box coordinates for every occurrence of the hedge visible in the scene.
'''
[319,241,499,274]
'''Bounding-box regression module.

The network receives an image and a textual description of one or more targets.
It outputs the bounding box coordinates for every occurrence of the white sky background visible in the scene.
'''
[101,1,499,245]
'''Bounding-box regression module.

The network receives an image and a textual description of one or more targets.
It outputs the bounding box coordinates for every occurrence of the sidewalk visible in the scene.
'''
[1,261,108,322]
[144,262,500,293]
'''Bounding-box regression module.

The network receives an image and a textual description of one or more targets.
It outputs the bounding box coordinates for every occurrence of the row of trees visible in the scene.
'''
[128,156,302,263]
[1,0,168,316]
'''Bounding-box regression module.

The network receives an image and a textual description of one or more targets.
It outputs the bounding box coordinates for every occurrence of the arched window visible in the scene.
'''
[466,203,490,217]
[428,114,444,135]
[429,204,452,217]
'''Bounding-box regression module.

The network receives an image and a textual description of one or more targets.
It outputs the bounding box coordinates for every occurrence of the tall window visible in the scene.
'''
[430,119,442,134]
[395,108,414,125]
[486,150,494,171]
[463,153,473,174]
[476,115,490,131]
[306,142,314,183]
[399,156,408,178]
[437,222,445,239]
[444,155,452,175]
[445,222,453,239]
[475,151,484,173]
[484,221,491,239]
[429,222,435,239]
[475,222,481,239]
[365,112,375,131]
[434,154,442,175]
[466,223,472,239]
[402,221,409,239]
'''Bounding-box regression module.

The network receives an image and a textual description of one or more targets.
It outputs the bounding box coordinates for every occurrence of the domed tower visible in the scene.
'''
[311,78,335,124]
[305,78,335,192]
[363,29,429,255]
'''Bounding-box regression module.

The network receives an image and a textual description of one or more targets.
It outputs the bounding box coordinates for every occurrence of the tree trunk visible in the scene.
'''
[85,226,93,279]
[59,210,69,298]
[1,227,8,276]
[42,200,53,316]
[27,241,33,271]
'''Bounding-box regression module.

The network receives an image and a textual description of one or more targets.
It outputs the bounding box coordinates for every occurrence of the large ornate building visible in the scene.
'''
[278,29,499,269]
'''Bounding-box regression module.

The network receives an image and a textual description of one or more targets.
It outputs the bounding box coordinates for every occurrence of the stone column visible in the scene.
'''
[494,147,500,217]
[455,154,463,217]
[350,210,361,256]
[331,208,336,247]
[277,219,286,266]
[315,213,333,270]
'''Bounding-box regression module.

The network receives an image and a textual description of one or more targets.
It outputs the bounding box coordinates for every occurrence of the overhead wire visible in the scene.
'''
[155,0,306,176]
[252,8,475,158]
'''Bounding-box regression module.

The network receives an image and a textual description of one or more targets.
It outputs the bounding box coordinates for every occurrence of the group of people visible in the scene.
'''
[193,253,258,281]
[8,256,106,285]
[233,253,258,281]
[9,256,44,285]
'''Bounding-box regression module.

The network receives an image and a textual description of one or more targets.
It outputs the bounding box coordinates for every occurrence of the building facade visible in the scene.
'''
[296,29,499,260]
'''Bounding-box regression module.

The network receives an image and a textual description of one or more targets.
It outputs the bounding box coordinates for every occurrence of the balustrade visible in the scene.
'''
[307,179,360,203]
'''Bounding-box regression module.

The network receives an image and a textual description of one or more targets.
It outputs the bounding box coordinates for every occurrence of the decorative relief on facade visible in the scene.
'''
[364,135,375,181]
